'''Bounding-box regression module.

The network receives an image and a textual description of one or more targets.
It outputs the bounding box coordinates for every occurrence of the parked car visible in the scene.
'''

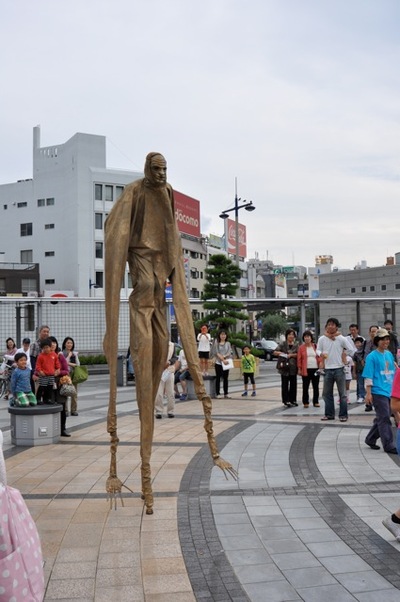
[252,339,278,361]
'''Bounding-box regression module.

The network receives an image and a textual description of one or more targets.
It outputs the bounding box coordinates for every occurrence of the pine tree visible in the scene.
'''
[198,254,248,352]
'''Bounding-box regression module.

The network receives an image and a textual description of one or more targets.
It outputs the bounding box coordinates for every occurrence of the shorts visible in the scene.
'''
[199,351,210,359]
[244,373,255,385]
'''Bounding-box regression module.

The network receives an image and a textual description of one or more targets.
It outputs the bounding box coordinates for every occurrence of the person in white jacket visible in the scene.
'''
[155,341,178,419]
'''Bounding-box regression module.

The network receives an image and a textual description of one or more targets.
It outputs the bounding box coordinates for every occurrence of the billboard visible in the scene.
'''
[174,190,201,237]
[225,218,247,259]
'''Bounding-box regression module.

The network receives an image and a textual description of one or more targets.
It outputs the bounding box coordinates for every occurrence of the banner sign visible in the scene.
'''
[226,218,247,259]
[174,190,201,237]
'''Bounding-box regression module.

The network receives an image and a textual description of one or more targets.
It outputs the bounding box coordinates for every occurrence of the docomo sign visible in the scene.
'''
[174,190,201,237]
[226,218,247,259]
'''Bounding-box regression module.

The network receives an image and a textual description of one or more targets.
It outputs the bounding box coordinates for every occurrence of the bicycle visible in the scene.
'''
[0,358,13,399]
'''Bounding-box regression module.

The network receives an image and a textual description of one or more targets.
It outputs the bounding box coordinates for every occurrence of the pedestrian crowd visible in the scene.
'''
[2,325,84,438]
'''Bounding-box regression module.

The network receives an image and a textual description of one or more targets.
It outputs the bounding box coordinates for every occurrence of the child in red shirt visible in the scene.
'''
[35,338,60,404]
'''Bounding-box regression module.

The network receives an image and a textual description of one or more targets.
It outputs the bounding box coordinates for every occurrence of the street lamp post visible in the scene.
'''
[219,179,255,267]
[89,279,100,297]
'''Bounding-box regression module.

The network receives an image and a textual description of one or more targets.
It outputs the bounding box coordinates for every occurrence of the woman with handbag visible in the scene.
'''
[274,329,299,407]
[50,336,72,437]
[211,330,233,399]
[62,337,81,416]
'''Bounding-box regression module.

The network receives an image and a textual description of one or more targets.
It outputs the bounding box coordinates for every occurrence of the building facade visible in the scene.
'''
[0,127,214,321]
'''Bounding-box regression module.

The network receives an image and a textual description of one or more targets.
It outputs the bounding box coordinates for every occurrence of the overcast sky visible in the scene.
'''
[1,0,400,269]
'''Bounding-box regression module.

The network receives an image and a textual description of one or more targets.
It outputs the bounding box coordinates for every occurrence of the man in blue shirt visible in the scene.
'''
[362,328,397,454]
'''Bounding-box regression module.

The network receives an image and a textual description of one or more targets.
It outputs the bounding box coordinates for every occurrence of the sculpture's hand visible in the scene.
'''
[213,456,238,480]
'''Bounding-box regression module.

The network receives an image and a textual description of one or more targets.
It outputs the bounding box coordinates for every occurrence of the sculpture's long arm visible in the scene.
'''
[170,257,237,480]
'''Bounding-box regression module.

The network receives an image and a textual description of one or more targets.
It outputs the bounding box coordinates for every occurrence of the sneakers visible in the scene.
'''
[216,394,223,399]
[179,394,188,401]
[156,414,162,419]
[167,413,175,418]
[382,516,400,541]
[356,397,364,404]
[251,391,256,397]
[365,405,372,412]
[241,391,248,397]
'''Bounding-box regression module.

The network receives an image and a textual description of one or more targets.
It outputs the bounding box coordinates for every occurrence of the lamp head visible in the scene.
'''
[219,212,229,219]
[245,202,255,212]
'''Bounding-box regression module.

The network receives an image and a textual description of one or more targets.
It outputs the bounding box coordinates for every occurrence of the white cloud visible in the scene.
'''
[1,0,400,268]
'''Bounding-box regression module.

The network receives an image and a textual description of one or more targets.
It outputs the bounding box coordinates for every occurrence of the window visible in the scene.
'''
[127,273,133,288]
[20,250,33,263]
[0,278,5,292]
[37,199,45,207]
[21,278,36,292]
[351,287,356,293]
[370,286,375,292]
[336,289,340,295]
[95,242,103,259]
[45,279,55,285]
[95,271,103,288]
[17,202,27,208]
[362,286,367,292]
[46,198,54,206]
[45,224,55,230]
[3,205,7,210]
[105,185,113,202]
[94,184,102,200]
[116,186,124,199]
[20,223,32,236]
[95,213,103,229]
[45,251,55,257]
[381,284,387,291]
[396,284,400,290]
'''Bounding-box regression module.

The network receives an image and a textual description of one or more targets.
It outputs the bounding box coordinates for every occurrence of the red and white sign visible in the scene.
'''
[43,290,74,298]
[174,190,201,237]
[226,218,247,259]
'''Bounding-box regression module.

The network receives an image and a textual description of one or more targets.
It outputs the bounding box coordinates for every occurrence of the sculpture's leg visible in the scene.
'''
[130,255,167,514]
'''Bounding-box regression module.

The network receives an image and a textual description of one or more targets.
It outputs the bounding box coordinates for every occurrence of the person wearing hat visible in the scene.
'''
[16,338,32,370]
[362,328,398,454]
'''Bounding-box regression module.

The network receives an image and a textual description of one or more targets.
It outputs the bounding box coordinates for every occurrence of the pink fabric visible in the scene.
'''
[391,369,400,400]
[0,485,45,601]
[0,429,44,602]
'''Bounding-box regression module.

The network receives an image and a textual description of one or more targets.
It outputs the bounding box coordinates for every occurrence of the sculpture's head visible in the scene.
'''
[144,152,167,188]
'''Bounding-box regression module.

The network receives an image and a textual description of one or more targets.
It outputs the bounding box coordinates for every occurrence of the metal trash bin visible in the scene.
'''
[116,354,126,387]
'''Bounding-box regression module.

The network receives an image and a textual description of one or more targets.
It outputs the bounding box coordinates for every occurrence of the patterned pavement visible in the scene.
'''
[1,367,400,601]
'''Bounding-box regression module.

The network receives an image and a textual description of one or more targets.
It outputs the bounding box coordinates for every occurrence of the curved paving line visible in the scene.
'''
[178,419,254,601]
[289,424,400,590]
[179,419,400,598]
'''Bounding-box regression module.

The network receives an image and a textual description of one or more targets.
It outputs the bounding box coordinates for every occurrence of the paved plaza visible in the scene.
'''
[2,364,400,601]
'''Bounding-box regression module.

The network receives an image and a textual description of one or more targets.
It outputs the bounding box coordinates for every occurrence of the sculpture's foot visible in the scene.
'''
[141,490,154,514]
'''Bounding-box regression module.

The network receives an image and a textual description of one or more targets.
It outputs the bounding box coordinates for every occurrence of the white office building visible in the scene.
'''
[0,126,141,297]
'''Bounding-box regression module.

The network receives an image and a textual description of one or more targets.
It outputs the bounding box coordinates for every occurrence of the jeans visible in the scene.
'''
[301,369,320,405]
[365,394,396,452]
[356,373,366,399]
[322,367,347,418]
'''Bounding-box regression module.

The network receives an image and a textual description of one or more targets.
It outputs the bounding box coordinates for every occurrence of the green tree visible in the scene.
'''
[260,313,288,340]
[197,254,248,352]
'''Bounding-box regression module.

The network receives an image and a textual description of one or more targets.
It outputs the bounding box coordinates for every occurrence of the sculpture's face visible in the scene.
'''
[150,155,167,186]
